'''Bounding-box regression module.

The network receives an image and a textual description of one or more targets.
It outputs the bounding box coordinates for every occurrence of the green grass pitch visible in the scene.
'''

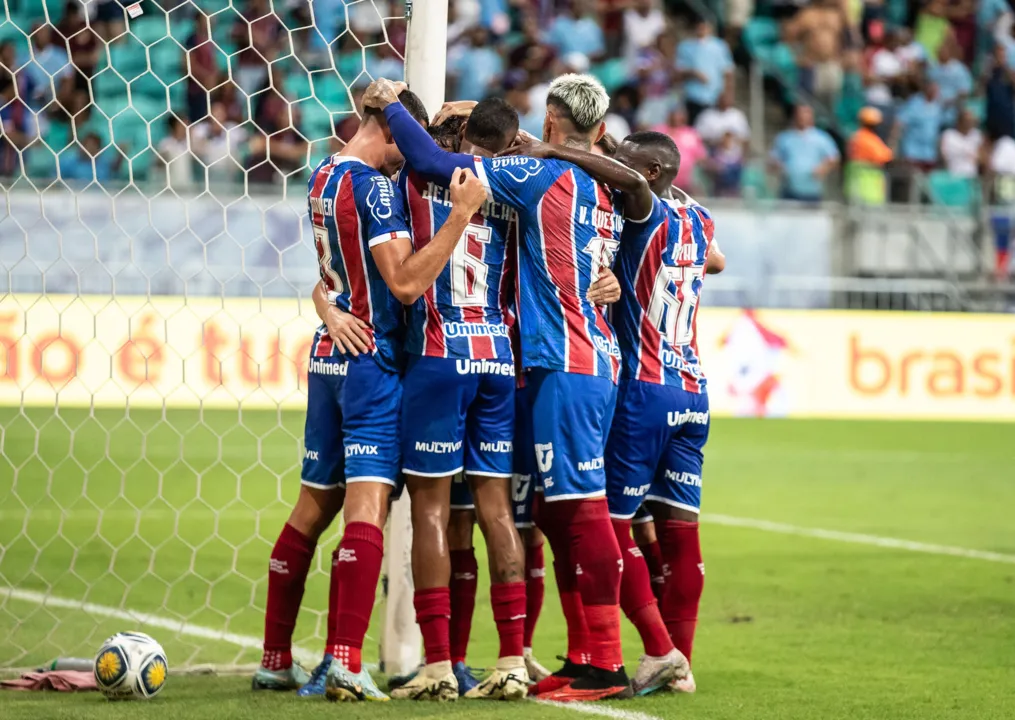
[1,410,1014,719]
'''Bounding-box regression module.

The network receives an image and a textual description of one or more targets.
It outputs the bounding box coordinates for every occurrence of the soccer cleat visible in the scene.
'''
[631,649,689,696]
[524,648,552,683]
[296,655,333,697]
[453,661,480,695]
[542,665,633,702]
[325,661,389,702]
[251,661,311,691]
[527,657,588,697]
[464,656,528,700]
[387,664,422,691]
[389,660,459,701]
[668,669,696,693]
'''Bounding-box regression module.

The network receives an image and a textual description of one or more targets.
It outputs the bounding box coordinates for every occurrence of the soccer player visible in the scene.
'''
[503,131,720,694]
[254,87,489,702]
[364,73,632,702]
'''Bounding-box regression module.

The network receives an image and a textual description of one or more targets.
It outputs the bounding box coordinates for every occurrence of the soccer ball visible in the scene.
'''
[93,632,168,700]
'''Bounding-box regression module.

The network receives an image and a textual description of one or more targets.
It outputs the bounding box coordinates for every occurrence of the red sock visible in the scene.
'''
[490,581,526,658]
[262,523,315,670]
[638,539,666,601]
[449,549,478,665]
[523,542,545,649]
[545,497,624,671]
[613,519,673,657]
[327,521,384,673]
[415,587,451,665]
[658,520,704,663]
[540,506,589,665]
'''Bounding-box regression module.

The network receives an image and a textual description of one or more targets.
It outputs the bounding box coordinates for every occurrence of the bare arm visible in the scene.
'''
[499,139,654,221]
[371,167,487,305]
[706,239,725,274]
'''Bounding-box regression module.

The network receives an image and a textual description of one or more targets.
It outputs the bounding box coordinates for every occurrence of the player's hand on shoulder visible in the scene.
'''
[362,78,407,110]
[449,167,488,215]
[588,267,622,305]
[432,100,477,127]
[324,306,372,356]
[497,136,553,159]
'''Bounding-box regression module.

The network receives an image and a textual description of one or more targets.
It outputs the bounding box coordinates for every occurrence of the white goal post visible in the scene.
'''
[0,0,445,675]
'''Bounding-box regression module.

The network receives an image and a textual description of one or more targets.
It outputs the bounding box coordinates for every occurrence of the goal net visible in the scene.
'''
[0,0,444,674]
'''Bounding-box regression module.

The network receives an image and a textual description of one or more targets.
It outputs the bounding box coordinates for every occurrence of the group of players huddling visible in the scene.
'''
[252,71,724,703]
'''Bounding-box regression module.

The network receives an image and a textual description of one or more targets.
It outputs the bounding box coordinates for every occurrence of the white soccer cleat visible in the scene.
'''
[523,648,552,683]
[632,648,689,696]
[669,669,696,693]
[464,656,529,700]
[324,661,389,702]
[389,660,459,701]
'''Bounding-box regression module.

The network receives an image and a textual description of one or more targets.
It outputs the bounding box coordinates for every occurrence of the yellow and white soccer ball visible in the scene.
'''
[93,632,168,700]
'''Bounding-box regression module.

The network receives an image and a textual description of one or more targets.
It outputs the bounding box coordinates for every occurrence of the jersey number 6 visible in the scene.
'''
[645,265,703,346]
[450,223,492,307]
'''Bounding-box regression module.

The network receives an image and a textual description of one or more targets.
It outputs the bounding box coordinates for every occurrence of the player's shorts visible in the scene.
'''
[632,505,654,525]
[450,472,474,510]
[605,379,710,519]
[401,355,515,479]
[511,384,537,528]
[301,353,402,491]
[528,368,618,503]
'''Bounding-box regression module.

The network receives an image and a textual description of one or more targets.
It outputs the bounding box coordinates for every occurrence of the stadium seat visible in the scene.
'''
[742,18,780,58]
[927,171,977,209]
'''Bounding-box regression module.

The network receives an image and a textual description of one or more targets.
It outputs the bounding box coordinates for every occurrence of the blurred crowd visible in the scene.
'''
[2,0,1015,212]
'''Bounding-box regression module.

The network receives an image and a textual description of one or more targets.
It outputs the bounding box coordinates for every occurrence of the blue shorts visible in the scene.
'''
[528,369,617,502]
[301,353,402,491]
[401,355,515,479]
[450,472,474,510]
[605,379,709,518]
[511,384,537,528]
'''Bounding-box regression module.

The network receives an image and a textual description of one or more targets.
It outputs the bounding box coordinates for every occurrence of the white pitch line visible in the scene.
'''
[703,514,1015,565]
[0,587,319,664]
[537,699,665,720]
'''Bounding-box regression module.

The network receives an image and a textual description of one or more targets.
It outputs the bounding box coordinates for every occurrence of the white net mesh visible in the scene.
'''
[0,0,411,670]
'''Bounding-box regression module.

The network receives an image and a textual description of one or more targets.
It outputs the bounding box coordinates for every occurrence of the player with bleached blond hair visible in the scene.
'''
[364,72,633,702]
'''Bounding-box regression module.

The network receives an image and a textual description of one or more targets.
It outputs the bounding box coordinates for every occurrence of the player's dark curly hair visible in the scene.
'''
[464,98,519,153]
[429,115,466,151]
[595,132,619,158]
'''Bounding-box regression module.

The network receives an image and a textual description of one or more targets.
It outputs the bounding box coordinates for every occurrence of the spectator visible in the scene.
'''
[449,27,503,101]
[0,70,38,177]
[59,133,116,183]
[156,115,196,192]
[846,106,893,204]
[706,131,745,197]
[986,43,1015,140]
[367,42,405,83]
[676,20,734,124]
[187,15,220,122]
[653,105,706,193]
[914,0,953,61]
[784,0,852,108]
[192,102,248,186]
[545,0,605,60]
[20,23,74,110]
[622,0,667,64]
[768,104,840,202]
[56,1,99,81]
[940,109,982,178]
[978,0,1014,50]
[694,85,750,149]
[505,81,543,137]
[946,0,977,64]
[928,38,972,124]
[987,135,1015,278]
[895,80,944,171]
[865,28,906,107]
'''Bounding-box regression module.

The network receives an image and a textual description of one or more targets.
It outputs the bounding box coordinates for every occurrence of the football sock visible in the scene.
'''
[658,520,704,663]
[449,548,478,665]
[613,519,674,658]
[262,522,315,670]
[523,542,545,650]
[540,505,590,665]
[638,539,666,601]
[414,587,452,665]
[327,521,384,673]
[490,581,527,658]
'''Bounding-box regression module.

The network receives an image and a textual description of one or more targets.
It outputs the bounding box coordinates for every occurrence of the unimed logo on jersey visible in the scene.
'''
[577,457,604,472]
[309,358,348,376]
[594,336,621,358]
[480,441,512,453]
[416,440,463,454]
[667,409,709,426]
[664,470,702,487]
[345,443,379,457]
[535,443,554,473]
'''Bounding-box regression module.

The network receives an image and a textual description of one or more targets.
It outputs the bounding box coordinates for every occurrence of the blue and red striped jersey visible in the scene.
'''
[612,194,714,392]
[307,155,411,373]
[473,156,622,382]
[397,168,516,360]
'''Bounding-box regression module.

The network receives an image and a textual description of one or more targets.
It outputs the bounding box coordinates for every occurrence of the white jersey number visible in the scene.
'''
[313,225,344,294]
[451,223,492,307]
[645,265,703,346]
[582,237,620,283]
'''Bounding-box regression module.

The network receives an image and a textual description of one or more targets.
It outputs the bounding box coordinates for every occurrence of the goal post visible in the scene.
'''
[0,0,445,674]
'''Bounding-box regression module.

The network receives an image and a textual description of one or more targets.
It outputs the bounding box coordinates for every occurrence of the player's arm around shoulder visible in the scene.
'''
[371,168,487,305]
[312,280,372,355]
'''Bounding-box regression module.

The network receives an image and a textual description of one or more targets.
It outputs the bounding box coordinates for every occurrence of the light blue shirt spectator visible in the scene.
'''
[928,59,972,123]
[546,14,604,58]
[676,31,733,107]
[978,0,1010,31]
[770,114,840,200]
[19,29,72,110]
[450,39,503,101]
[897,90,945,163]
